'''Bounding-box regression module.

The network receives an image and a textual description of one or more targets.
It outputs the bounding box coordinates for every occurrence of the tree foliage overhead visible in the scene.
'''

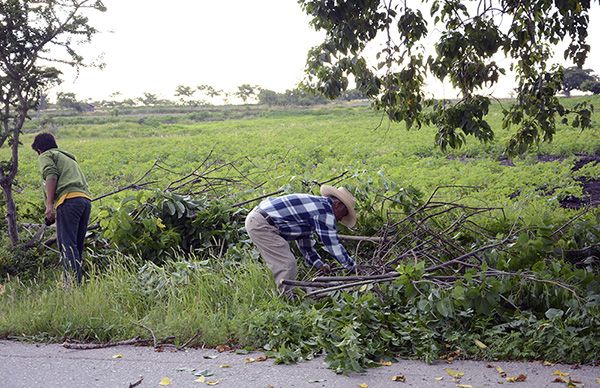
[298,0,597,155]
[0,0,105,246]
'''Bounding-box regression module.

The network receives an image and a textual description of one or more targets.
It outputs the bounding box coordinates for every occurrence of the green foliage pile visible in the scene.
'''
[243,209,600,372]
[246,256,599,372]
[96,191,247,263]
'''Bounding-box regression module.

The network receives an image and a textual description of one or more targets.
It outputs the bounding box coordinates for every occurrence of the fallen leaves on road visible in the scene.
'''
[195,376,206,383]
[391,374,406,382]
[553,376,582,387]
[112,353,123,359]
[435,377,443,381]
[159,377,172,386]
[543,361,555,366]
[215,345,230,353]
[444,368,465,378]
[359,384,368,388]
[553,370,570,378]
[206,380,220,385]
[219,364,230,368]
[505,374,527,382]
[457,384,473,388]
[244,357,256,363]
[496,366,507,378]
[378,360,393,366]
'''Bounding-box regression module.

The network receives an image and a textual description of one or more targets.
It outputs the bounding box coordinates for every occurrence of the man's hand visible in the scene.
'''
[45,204,55,224]
[317,263,331,275]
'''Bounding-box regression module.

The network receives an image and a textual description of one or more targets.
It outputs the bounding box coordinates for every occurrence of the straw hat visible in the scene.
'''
[320,185,357,228]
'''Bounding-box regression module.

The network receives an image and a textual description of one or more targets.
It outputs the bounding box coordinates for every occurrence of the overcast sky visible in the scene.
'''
[55,0,600,101]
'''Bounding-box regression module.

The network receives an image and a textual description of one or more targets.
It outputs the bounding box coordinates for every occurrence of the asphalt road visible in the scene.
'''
[0,340,598,387]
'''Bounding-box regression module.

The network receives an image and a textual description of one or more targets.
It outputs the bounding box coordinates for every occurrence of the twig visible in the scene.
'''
[128,376,144,388]
[425,237,511,272]
[231,171,348,208]
[177,330,201,351]
[550,206,590,238]
[92,181,157,202]
[93,159,161,202]
[338,234,391,243]
[312,272,399,283]
[166,149,214,190]
[231,188,285,208]
[20,223,47,248]
[135,322,158,348]
[281,279,342,288]
[62,337,147,349]
[306,277,398,297]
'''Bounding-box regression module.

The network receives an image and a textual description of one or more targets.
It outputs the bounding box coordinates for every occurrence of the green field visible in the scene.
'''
[1,98,599,371]
[12,97,600,224]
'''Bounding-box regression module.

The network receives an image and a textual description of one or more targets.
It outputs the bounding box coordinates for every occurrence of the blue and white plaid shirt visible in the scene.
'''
[257,194,355,270]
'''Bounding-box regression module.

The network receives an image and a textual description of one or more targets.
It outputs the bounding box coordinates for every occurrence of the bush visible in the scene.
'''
[96,190,248,264]
[0,240,58,280]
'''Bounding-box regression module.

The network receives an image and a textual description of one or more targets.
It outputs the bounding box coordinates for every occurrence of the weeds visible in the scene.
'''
[0,254,281,346]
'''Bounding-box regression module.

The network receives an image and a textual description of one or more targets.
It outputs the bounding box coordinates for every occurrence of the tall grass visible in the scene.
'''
[0,253,286,346]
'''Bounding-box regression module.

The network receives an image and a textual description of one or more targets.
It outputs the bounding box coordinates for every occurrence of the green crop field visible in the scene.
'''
[12,97,600,224]
[1,98,599,371]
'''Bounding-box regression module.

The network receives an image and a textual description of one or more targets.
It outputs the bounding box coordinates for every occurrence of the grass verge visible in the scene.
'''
[0,254,286,346]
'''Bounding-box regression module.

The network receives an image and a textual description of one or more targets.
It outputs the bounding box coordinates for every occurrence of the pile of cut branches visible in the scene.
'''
[283,186,596,300]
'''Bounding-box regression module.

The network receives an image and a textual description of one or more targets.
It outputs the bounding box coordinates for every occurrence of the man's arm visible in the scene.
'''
[38,152,59,223]
[296,238,326,269]
[314,214,355,270]
[44,176,57,222]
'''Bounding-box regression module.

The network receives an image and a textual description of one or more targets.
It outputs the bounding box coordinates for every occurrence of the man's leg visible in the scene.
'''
[55,215,70,286]
[245,209,297,295]
[56,198,86,284]
[76,199,92,265]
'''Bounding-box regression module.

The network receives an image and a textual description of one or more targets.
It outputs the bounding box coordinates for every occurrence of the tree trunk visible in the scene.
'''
[1,182,19,246]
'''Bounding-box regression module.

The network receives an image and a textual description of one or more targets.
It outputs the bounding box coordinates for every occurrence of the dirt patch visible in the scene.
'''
[537,154,567,163]
[510,153,599,208]
[498,155,515,167]
[446,155,478,163]
[572,153,600,172]
[560,177,600,209]
[559,153,600,209]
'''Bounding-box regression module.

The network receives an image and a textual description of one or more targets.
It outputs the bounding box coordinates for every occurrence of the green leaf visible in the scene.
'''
[545,308,564,320]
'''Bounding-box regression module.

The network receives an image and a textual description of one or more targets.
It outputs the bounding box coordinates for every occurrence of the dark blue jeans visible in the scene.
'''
[56,197,92,284]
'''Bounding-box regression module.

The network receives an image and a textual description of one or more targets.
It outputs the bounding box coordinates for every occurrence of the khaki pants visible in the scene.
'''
[245,209,297,294]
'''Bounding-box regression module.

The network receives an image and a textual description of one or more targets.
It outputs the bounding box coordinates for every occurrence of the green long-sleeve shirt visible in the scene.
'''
[38,148,90,205]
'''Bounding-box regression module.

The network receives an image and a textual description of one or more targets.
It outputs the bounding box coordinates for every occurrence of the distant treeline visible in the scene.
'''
[41,86,367,113]
[256,88,366,106]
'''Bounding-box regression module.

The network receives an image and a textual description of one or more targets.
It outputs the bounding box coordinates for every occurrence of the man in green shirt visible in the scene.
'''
[32,133,91,284]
